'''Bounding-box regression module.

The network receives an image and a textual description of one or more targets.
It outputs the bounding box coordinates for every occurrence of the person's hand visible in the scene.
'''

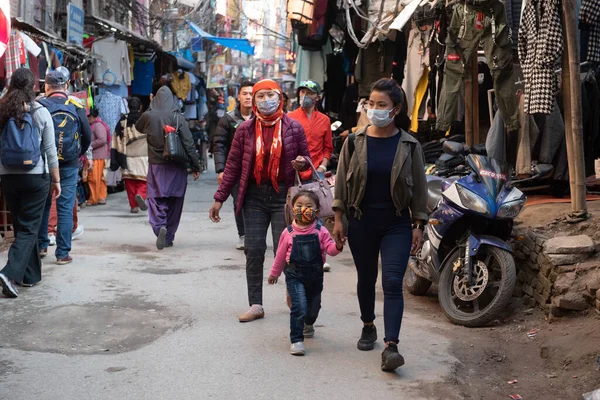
[332,219,346,249]
[291,156,306,170]
[268,275,278,285]
[149,93,154,102]
[411,228,424,255]
[209,201,223,222]
[87,159,93,171]
[317,165,327,173]
[340,130,349,139]
[336,242,344,251]
[50,182,61,199]
[217,172,224,185]
[192,171,200,181]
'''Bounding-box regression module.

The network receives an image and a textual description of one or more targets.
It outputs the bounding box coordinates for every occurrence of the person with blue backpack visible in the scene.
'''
[37,68,92,266]
[0,68,61,298]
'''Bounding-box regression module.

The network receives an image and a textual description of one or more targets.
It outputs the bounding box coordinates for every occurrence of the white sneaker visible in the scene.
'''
[72,225,84,240]
[48,234,56,246]
[236,236,245,250]
[323,263,331,272]
[290,342,305,356]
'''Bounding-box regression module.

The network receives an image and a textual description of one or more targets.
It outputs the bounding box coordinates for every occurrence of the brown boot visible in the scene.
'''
[239,305,265,322]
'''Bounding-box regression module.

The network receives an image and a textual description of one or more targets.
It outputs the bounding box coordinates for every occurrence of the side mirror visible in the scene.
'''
[533,164,554,179]
[443,141,467,156]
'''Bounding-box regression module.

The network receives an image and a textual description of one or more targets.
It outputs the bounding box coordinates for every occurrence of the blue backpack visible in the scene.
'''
[1,110,41,170]
[39,95,82,162]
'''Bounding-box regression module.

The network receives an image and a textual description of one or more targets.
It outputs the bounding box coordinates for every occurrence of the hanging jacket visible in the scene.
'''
[518,0,563,115]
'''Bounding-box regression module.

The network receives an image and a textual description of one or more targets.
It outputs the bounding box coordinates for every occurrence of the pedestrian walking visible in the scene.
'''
[113,97,149,214]
[213,81,255,250]
[332,78,428,371]
[209,79,310,323]
[268,190,342,356]
[288,79,334,272]
[135,86,200,250]
[37,68,92,266]
[0,68,61,298]
[87,108,110,206]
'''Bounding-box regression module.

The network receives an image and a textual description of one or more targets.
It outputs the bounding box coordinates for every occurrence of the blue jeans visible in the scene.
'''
[348,208,412,344]
[285,229,324,343]
[38,167,79,259]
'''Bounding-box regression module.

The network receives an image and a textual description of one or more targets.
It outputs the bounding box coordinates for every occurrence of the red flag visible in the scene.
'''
[0,0,10,58]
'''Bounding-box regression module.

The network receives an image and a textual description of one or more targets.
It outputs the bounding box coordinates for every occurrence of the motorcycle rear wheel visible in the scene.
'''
[438,246,516,327]
[404,257,432,296]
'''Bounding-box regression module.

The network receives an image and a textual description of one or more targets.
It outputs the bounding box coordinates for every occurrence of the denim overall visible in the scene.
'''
[284,223,324,343]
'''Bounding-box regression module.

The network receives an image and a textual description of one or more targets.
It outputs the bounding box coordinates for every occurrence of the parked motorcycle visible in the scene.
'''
[405,144,529,327]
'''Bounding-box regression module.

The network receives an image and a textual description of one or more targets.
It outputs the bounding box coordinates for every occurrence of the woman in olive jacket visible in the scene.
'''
[332,78,428,372]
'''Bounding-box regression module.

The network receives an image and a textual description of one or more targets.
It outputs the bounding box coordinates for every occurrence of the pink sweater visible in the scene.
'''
[270,221,342,278]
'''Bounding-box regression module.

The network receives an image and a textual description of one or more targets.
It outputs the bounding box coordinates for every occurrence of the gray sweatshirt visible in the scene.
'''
[0,101,59,175]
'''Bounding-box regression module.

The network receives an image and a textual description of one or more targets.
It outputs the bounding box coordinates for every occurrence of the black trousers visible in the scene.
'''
[1,174,50,285]
[242,182,286,305]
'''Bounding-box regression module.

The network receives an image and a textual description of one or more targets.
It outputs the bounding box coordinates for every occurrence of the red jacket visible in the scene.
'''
[214,114,311,213]
[288,108,333,181]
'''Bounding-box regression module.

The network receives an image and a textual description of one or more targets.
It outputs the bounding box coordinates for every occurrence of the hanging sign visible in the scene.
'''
[207,64,226,88]
[67,3,85,47]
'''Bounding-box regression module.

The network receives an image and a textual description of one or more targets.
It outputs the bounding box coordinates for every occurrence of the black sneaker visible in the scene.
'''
[156,227,167,250]
[0,272,18,298]
[381,342,405,371]
[357,325,377,351]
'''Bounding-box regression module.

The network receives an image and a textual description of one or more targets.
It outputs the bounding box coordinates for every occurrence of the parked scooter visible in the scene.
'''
[405,143,529,327]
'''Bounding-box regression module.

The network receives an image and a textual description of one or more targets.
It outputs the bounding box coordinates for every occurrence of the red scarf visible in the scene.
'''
[252,79,284,191]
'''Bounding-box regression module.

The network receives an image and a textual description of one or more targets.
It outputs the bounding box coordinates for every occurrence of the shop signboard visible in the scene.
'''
[207,64,226,88]
[67,2,84,47]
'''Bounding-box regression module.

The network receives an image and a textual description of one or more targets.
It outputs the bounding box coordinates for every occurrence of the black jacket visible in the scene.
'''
[212,108,252,173]
[135,86,200,172]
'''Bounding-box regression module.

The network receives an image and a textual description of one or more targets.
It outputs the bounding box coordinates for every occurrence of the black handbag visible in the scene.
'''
[163,113,188,164]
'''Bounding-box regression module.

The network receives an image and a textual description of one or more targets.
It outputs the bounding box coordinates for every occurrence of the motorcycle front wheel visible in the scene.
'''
[438,246,516,327]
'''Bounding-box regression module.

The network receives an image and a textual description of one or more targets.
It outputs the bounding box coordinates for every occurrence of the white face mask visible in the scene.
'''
[367,108,394,127]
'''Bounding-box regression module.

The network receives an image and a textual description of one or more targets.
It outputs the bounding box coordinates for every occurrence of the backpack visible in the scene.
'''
[39,94,82,162]
[1,108,41,170]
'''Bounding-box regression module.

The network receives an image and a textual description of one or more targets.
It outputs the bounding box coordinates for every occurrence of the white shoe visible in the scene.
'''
[48,234,56,246]
[290,342,305,356]
[323,263,331,272]
[72,225,84,240]
[236,236,245,250]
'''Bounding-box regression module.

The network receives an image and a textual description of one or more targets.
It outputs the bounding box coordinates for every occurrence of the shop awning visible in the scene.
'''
[186,20,255,56]
[11,18,90,58]
[85,16,160,50]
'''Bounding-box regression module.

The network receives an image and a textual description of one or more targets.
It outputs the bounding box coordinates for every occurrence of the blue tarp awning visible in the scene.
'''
[186,20,255,56]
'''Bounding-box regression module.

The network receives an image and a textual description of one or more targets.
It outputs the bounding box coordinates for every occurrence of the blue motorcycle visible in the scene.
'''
[405,142,541,327]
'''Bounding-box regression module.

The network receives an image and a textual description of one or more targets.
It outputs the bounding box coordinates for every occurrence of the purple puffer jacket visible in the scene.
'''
[214,114,310,213]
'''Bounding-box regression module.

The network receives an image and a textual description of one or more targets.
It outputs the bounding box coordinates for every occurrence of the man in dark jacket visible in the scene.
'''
[38,68,92,265]
[213,81,254,250]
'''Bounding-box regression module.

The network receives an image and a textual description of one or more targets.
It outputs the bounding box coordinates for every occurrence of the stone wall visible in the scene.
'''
[512,229,600,316]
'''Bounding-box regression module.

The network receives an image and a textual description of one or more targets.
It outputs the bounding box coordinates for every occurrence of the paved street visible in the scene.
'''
[0,168,457,400]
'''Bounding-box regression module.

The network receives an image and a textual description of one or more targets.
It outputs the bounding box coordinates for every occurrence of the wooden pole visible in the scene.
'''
[471,56,480,145]
[562,0,587,215]
[562,52,576,207]
[465,58,474,147]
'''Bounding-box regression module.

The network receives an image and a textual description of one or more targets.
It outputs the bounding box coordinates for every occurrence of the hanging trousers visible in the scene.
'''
[436,0,519,133]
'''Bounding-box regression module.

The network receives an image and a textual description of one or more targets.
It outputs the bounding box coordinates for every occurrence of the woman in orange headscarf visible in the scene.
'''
[210,79,310,322]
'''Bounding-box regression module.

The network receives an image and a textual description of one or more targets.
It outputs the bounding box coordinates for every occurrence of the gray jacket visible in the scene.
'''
[0,101,59,175]
[135,86,200,172]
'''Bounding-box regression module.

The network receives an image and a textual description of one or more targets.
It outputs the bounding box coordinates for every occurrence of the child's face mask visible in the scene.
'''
[294,206,317,224]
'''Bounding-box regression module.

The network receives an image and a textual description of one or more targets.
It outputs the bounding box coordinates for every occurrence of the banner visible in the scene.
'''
[207,64,226,88]
[67,3,85,47]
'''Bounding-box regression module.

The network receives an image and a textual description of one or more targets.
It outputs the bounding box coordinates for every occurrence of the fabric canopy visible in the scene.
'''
[186,21,255,56]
